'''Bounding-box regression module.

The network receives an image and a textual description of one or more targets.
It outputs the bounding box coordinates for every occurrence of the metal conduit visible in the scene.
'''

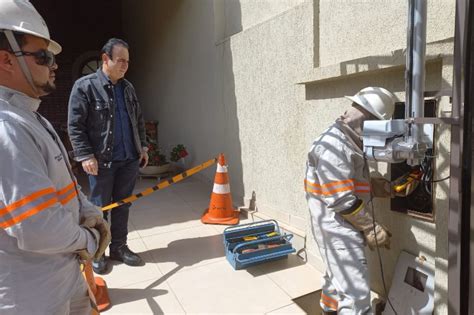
[405,0,427,165]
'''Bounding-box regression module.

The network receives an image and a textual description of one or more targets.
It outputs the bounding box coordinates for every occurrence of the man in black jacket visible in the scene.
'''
[68,38,148,274]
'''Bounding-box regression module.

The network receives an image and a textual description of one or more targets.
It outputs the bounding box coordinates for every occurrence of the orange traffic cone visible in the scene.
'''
[201,153,240,225]
[82,260,111,313]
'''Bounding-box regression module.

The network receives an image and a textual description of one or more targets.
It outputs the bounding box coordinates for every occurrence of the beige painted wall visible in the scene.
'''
[122,1,455,313]
[318,0,455,66]
[217,0,306,39]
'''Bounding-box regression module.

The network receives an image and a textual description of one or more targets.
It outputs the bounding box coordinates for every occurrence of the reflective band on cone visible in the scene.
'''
[201,153,240,225]
[213,183,231,194]
[216,163,228,173]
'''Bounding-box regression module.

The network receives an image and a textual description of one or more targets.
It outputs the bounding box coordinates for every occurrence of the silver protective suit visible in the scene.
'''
[305,120,372,315]
[0,86,100,314]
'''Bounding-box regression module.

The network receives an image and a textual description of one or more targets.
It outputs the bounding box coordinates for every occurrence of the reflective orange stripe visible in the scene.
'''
[305,184,353,196]
[56,181,76,196]
[321,294,338,310]
[355,183,370,193]
[0,196,59,229]
[305,187,322,194]
[59,190,78,205]
[324,186,354,194]
[305,179,353,188]
[305,179,370,195]
[57,182,78,205]
[322,179,354,188]
[0,187,56,217]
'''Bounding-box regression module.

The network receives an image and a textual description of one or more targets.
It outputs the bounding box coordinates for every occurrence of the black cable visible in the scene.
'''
[397,174,450,183]
[363,153,398,315]
[390,173,450,184]
[421,149,434,194]
[422,176,450,183]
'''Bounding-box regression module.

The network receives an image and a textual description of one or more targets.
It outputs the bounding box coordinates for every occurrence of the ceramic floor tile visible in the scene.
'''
[266,303,307,314]
[170,182,212,203]
[127,221,141,241]
[140,225,226,276]
[103,279,185,315]
[167,260,293,314]
[134,178,161,190]
[130,203,203,237]
[101,239,162,288]
[183,199,210,215]
[88,174,322,315]
[256,254,323,299]
[131,191,180,211]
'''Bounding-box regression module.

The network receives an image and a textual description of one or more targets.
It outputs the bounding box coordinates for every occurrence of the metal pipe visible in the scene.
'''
[405,0,428,165]
[449,0,468,312]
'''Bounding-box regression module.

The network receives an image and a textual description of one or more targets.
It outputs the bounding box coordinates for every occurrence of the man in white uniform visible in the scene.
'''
[305,87,396,315]
[0,1,110,314]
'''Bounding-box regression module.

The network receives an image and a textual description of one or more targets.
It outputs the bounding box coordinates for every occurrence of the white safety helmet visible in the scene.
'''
[0,0,61,54]
[345,87,396,120]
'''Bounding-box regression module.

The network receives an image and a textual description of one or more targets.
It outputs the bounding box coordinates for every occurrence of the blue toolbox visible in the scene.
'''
[223,220,296,270]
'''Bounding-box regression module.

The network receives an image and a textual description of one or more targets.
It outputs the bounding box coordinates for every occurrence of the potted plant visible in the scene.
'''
[170,144,188,168]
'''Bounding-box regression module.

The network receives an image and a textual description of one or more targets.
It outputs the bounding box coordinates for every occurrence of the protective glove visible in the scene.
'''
[392,170,422,197]
[81,215,111,260]
[365,223,392,250]
[74,225,100,261]
[370,177,392,198]
[76,249,92,261]
[341,199,392,250]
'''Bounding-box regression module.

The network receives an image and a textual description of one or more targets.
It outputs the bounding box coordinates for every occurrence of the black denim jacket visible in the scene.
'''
[67,69,147,163]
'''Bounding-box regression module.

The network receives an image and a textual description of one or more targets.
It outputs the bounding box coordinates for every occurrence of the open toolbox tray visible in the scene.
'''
[223,219,296,270]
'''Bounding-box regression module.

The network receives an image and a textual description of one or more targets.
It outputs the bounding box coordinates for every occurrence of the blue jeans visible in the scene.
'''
[88,159,139,252]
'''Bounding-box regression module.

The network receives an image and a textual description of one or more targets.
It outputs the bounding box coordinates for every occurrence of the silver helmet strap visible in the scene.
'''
[4,30,39,94]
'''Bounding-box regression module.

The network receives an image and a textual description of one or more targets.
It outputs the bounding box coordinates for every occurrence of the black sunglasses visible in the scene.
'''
[11,49,56,67]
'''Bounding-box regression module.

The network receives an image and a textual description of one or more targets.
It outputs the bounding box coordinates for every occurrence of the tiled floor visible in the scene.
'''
[96,176,323,314]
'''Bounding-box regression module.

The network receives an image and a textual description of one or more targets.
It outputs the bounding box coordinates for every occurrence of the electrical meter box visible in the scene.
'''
[390,100,437,220]
[223,220,295,270]
[383,251,434,315]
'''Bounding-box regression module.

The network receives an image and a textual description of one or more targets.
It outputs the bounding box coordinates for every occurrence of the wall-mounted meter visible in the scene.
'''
[383,251,434,315]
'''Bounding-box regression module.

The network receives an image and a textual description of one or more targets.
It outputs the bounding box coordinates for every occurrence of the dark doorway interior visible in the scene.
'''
[31,0,124,150]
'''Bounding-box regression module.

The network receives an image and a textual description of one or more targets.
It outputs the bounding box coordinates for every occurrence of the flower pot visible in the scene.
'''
[139,164,171,175]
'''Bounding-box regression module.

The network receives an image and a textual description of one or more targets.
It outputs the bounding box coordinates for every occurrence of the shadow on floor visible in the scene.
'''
[246,254,307,277]
[292,289,322,315]
[140,234,225,265]
[106,287,168,313]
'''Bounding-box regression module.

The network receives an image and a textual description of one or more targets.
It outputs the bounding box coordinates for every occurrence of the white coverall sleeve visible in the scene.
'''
[308,144,358,213]
[0,121,97,255]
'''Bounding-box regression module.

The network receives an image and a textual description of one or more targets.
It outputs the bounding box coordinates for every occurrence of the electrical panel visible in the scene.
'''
[390,100,436,220]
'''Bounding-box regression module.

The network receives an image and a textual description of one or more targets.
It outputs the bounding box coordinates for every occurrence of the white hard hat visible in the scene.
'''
[0,0,61,54]
[345,87,396,120]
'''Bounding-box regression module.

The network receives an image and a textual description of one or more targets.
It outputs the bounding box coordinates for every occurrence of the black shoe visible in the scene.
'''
[92,255,108,275]
[109,245,144,266]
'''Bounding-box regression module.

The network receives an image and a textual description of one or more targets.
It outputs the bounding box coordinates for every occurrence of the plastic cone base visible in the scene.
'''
[201,208,240,225]
[94,276,111,312]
